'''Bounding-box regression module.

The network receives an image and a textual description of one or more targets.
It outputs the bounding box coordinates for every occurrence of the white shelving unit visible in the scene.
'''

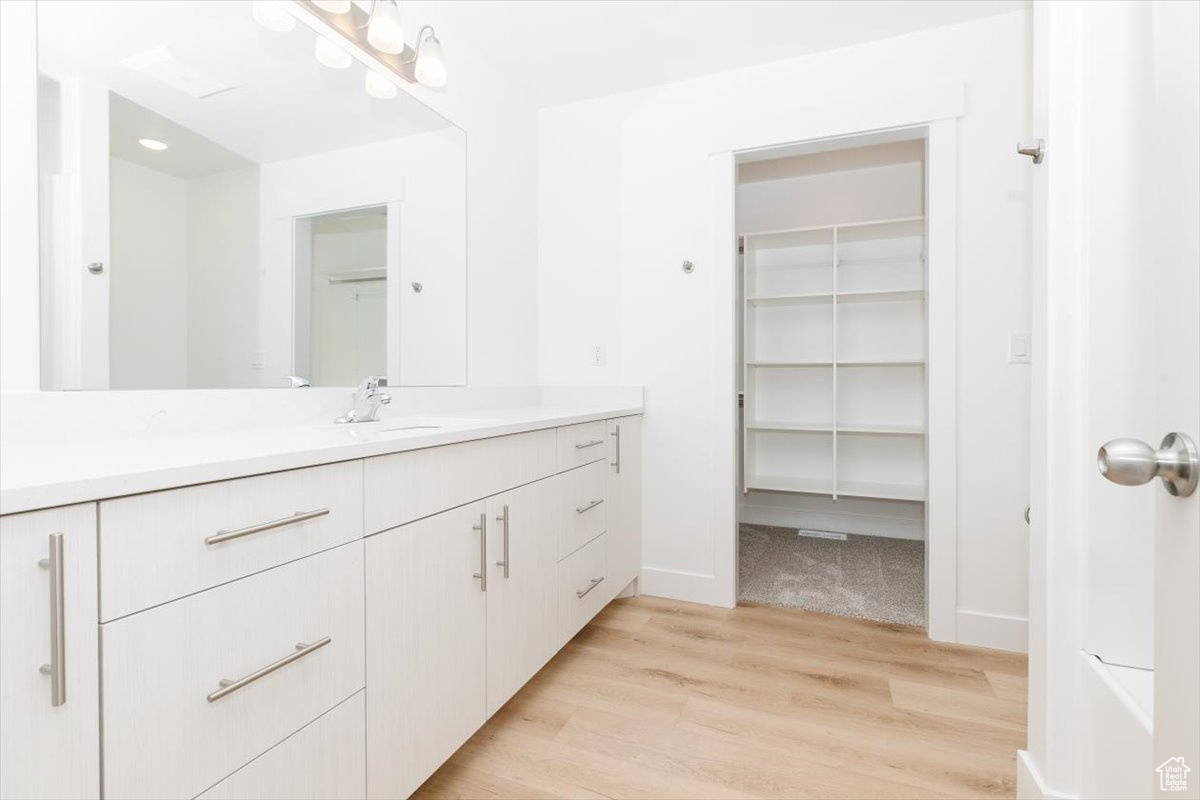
[742,216,927,502]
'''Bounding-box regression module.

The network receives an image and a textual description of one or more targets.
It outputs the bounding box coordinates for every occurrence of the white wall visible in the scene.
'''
[538,11,1032,648]
[108,157,189,389]
[187,167,260,388]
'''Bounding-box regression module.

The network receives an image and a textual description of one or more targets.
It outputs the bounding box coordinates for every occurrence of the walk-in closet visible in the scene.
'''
[736,131,930,626]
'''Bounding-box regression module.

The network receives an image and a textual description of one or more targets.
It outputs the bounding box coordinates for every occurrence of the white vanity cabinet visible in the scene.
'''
[0,411,642,800]
[0,504,100,800]
[365,502,489,800]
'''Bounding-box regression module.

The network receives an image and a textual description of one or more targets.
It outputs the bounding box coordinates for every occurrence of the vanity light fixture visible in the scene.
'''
[296,0,449,90]
[315,34,352,69]
[251,0,296,32]
[410,26,446,89]
[138,138,169,151]
[365,0,405,55]
[364,69,398,100]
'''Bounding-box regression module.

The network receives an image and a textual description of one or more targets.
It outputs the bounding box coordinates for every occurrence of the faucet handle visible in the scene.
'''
[357,375,388,393]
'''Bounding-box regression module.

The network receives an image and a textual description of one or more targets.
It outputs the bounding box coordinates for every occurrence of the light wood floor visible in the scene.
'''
[413,596,1028,800]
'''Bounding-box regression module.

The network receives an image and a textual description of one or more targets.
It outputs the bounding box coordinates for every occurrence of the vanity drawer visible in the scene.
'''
[557,460,607,560]
[556,421,610,471]
[558,532,608,646]
[99,460,363,621]
[101,542,365,800]
[197,691,365,800]
[364,428,555,533]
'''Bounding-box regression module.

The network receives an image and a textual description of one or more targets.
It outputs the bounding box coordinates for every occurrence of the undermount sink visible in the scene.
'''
[374,417,499,434]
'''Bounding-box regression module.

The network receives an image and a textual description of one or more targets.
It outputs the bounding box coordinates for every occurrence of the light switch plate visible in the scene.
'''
[1008,332,1031,364]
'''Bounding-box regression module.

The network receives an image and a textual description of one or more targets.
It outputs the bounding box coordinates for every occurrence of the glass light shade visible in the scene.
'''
[366,1,405,55]
[312,0,352,12]
[251,1,295,32]
[315,35,352,69]
[413,35,446,88]
[364,69,398,99]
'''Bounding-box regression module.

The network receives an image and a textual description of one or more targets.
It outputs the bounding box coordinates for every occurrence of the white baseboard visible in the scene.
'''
[639,567,734,608]
[1017,750,1076,799]
[956,609,1028,653]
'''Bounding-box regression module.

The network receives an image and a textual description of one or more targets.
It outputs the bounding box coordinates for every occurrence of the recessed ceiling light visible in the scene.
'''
[138,138,169,151]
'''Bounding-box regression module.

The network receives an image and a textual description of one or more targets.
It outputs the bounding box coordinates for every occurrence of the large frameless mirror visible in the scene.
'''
[37,0,466,389]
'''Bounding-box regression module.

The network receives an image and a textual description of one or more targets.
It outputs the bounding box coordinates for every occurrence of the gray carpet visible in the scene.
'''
[738,523,925,626]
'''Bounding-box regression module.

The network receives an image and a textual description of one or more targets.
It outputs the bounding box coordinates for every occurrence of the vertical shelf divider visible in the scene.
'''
[741,233,752,494]
[831,227,839,502]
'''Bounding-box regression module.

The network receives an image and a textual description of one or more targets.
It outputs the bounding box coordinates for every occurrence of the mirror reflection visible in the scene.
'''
[37,0,466,390]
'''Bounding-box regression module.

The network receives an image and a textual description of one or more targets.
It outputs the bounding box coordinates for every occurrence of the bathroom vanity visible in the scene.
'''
[0,405,643,799]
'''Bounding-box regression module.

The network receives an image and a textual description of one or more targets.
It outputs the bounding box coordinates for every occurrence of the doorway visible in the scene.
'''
[730,125,955,633]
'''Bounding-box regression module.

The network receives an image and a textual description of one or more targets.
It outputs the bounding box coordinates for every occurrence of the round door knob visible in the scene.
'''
[1097,432,1199,497]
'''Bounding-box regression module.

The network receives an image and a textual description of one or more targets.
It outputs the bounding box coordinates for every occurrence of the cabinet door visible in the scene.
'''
[485,480,558,717]
[365,502,486,799]
[0,504,99,800]
[606,416,643,598]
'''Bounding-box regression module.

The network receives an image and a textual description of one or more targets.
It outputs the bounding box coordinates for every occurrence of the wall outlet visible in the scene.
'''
[1008,332,1031,364]
[590,344,606,367]
[251,351,265,371]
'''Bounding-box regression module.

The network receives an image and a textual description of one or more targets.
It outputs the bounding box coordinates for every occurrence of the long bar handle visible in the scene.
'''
[205,508,330,545]
[37,533,66,707]
[472,514,487,591]
[576,576,605,599]
[575,499,603,515]
[206,637,331,703]
[610,425,621,474]
[495,505,510,578]
[574,439,604,450]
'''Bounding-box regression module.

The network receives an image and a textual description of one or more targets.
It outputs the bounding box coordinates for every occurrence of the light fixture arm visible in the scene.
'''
[404,25,437,64]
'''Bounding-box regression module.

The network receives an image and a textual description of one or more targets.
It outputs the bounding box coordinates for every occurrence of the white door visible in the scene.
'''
[0,504,100,800]
[485,480,558,717]
[1148,2,1199,793]
[607,416,643,595]
[365,502,486,799]
[1035,0,1199,794]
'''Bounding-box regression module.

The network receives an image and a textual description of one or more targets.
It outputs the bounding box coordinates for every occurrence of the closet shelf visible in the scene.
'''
[835,288,924,304]
[744,474,835,495]
[836,423,925,436]
[747,292,833,306]
[837,480,926,502]
[746,420,833,433]
[747,360,833,368]
[836,359,925,367]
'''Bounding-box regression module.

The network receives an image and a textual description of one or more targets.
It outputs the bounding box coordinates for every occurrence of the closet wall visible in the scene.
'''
[737,140,927,539]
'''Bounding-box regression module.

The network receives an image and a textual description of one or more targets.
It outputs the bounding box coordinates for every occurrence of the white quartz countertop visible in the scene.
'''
[0,403,641,515]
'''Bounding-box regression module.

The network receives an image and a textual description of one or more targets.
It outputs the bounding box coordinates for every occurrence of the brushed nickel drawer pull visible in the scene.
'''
[576,577,604,599]
[37,533,66,707]
[611,425,621,474]
[575,499,603,515]
[472,513,487,591]
[205,508,330,546]
[574,439,604,450]
[495,505,510,579]
[206,636,332,703]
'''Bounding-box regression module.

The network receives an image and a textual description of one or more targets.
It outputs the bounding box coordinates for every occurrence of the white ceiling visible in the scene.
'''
[38,1,457,167]
[425,0,1027,108]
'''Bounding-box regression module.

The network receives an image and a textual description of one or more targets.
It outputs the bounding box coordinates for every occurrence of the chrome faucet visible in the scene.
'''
[335,376,391,424]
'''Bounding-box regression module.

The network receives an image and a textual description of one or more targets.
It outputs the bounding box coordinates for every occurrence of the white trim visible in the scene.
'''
[924,118,958,643]
[956,609,1028,653]
[640,567,726,608]
[1017,750,1077,800]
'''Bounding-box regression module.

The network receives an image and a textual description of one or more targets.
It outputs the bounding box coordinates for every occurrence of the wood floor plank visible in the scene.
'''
[413,596,1028,799]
